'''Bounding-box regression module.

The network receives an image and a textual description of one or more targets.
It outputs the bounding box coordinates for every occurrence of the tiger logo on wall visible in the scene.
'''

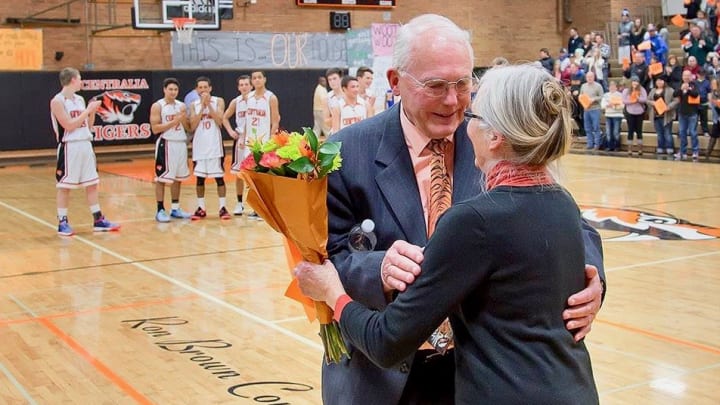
[580,206,720,241]
[94,90,142,124]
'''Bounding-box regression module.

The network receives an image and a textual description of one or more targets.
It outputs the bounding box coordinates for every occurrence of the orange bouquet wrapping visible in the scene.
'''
[240,128,349,364]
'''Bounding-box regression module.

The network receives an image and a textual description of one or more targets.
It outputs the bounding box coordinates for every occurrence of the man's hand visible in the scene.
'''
[87,99,102,113]
[563,265,603,342]
[380,240,424,293]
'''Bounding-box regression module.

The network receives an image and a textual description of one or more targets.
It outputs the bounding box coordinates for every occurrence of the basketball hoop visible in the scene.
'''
[172,17,196,45]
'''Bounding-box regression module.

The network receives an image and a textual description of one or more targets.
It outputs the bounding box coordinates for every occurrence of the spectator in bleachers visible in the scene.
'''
[618,8,633,63]
[684,0,702,20]
[629,18,646,59]
[695,69,712,137]
[539,48,554,73]
[601,80,625,152]
[644,24,668,65]
[665,54,684,90]
[585,47,607,91]
[658,23,670,45]
[684,55,701,79]
[705,53,720,78]
[706,2,718,42]
[682,25,714,67]
[624,50,650,92]
[568,63,586,137]
[553,59,570,87]
[647,75,679,155]
[568,27,584,56]
[580,71,605,150]
[674,70,701,161]
[707,77,720,159]
[623,75,648,156]
[582,33,594,59]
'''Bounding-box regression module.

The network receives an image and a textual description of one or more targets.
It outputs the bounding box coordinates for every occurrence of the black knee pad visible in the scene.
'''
[196,177,206,186]
[215,177,225,187]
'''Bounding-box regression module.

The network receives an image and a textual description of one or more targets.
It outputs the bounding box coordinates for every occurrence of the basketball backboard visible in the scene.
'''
[132,0,220,30]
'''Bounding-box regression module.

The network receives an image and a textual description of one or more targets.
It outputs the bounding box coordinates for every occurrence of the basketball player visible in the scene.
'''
[50,67,120,236]
[188,76,230,220]
[356,66,376,117]
[222,74,253,216]
[331,76,372,133]
[323,67,343,136]
[245,70,280,220]
[150,77,193,222]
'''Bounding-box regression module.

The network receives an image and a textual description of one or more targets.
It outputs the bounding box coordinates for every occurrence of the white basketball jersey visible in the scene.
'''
[338,99,368,130]
[233,94,249,135]
[245,90,274,141]
[157,99,187,141]
[191,96,223,160]
[327,90,343,115]
[51,93,93,143]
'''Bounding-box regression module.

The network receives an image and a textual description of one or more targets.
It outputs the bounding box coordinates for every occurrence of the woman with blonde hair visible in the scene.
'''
[295,64,599,404]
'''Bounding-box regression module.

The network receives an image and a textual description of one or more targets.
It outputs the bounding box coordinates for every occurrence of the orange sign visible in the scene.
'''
[0,28,42,70]
[688,95,700,105]
[610,95,623,107]
[671,15,686,28]
[578,93,592,109]
[637,41,652,51]
[654,97,668,115]
[630,91,639,103]
[622,57,630,70]
[649,62,664,76]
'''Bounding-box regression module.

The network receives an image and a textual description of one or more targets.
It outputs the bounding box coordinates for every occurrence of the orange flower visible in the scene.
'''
[299,139,314,158]
[272,131,290,147]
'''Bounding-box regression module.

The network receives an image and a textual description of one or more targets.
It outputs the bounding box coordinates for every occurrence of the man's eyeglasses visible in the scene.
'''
[464,111,482,122]
[401,71,478,98]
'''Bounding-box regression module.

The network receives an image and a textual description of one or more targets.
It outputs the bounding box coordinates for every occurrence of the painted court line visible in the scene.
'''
[597,318,720,356]
[8,294,152,404]
[606,250,720,273]
[600,362,720,396]
[0,199,324,352]
[0,361,39,405]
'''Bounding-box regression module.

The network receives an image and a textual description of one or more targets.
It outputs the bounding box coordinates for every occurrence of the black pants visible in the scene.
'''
[626,113,644,140]
[398,350,455,405]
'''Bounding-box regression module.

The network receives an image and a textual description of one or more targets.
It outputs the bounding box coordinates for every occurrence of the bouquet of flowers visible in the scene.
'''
[240,128,349,364]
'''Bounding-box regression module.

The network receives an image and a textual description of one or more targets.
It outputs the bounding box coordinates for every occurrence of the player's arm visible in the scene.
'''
[51,98,100,132]
[222,99,239,139]
[331,105,340,134]
[189,102,202,132]
[365,98,375,118]
[208,97,225,126]
[269,95,280,135]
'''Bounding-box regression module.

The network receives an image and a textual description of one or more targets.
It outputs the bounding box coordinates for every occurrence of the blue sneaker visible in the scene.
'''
[93,216,121,232]
[156,209,171,223]
[170,208,192,219]
[58,219,74,236]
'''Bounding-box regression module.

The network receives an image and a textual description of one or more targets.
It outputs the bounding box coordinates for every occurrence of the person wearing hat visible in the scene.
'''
[622,74,648,156]
[647,75,679,155]
[617,9,633,64]
[674,70,701,160]
[644,24,668,65]
[623,50,650,92]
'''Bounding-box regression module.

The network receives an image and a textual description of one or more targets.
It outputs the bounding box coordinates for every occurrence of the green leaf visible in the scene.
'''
[319,141,341,155]
[318,152,336,169]
[287,157,314,173]
[305,127,319,154]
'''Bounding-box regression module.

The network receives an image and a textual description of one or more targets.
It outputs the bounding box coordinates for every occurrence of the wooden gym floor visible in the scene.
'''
[0,153,718,404]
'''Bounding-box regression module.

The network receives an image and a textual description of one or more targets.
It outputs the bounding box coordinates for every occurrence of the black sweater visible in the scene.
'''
[340,185,599,404]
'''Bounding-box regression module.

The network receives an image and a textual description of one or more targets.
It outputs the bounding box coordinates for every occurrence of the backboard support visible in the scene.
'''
[132,0,220,30]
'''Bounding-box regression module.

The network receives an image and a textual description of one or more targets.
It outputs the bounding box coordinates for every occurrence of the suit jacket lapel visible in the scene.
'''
[374,105,428,246]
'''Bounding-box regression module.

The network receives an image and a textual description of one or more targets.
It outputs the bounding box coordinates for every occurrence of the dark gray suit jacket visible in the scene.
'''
[324,103,604,404]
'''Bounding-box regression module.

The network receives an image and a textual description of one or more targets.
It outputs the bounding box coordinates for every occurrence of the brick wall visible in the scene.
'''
[0,0,661,71]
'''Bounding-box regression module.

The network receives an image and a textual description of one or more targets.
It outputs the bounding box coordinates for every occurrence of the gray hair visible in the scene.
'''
[472,63,572,167]
[392,14,473,71]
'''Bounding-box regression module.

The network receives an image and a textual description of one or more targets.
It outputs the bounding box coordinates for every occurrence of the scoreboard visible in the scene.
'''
[296,0,396,8]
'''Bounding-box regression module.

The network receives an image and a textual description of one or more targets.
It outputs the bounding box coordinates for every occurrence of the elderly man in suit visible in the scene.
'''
[323,14,606,405]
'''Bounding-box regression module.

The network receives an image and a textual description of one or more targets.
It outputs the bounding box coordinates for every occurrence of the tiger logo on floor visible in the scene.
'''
[95,90,142,124]
[580,206,720,241]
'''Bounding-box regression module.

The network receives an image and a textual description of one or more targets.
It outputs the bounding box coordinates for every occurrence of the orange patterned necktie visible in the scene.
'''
[420,138,454,354]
